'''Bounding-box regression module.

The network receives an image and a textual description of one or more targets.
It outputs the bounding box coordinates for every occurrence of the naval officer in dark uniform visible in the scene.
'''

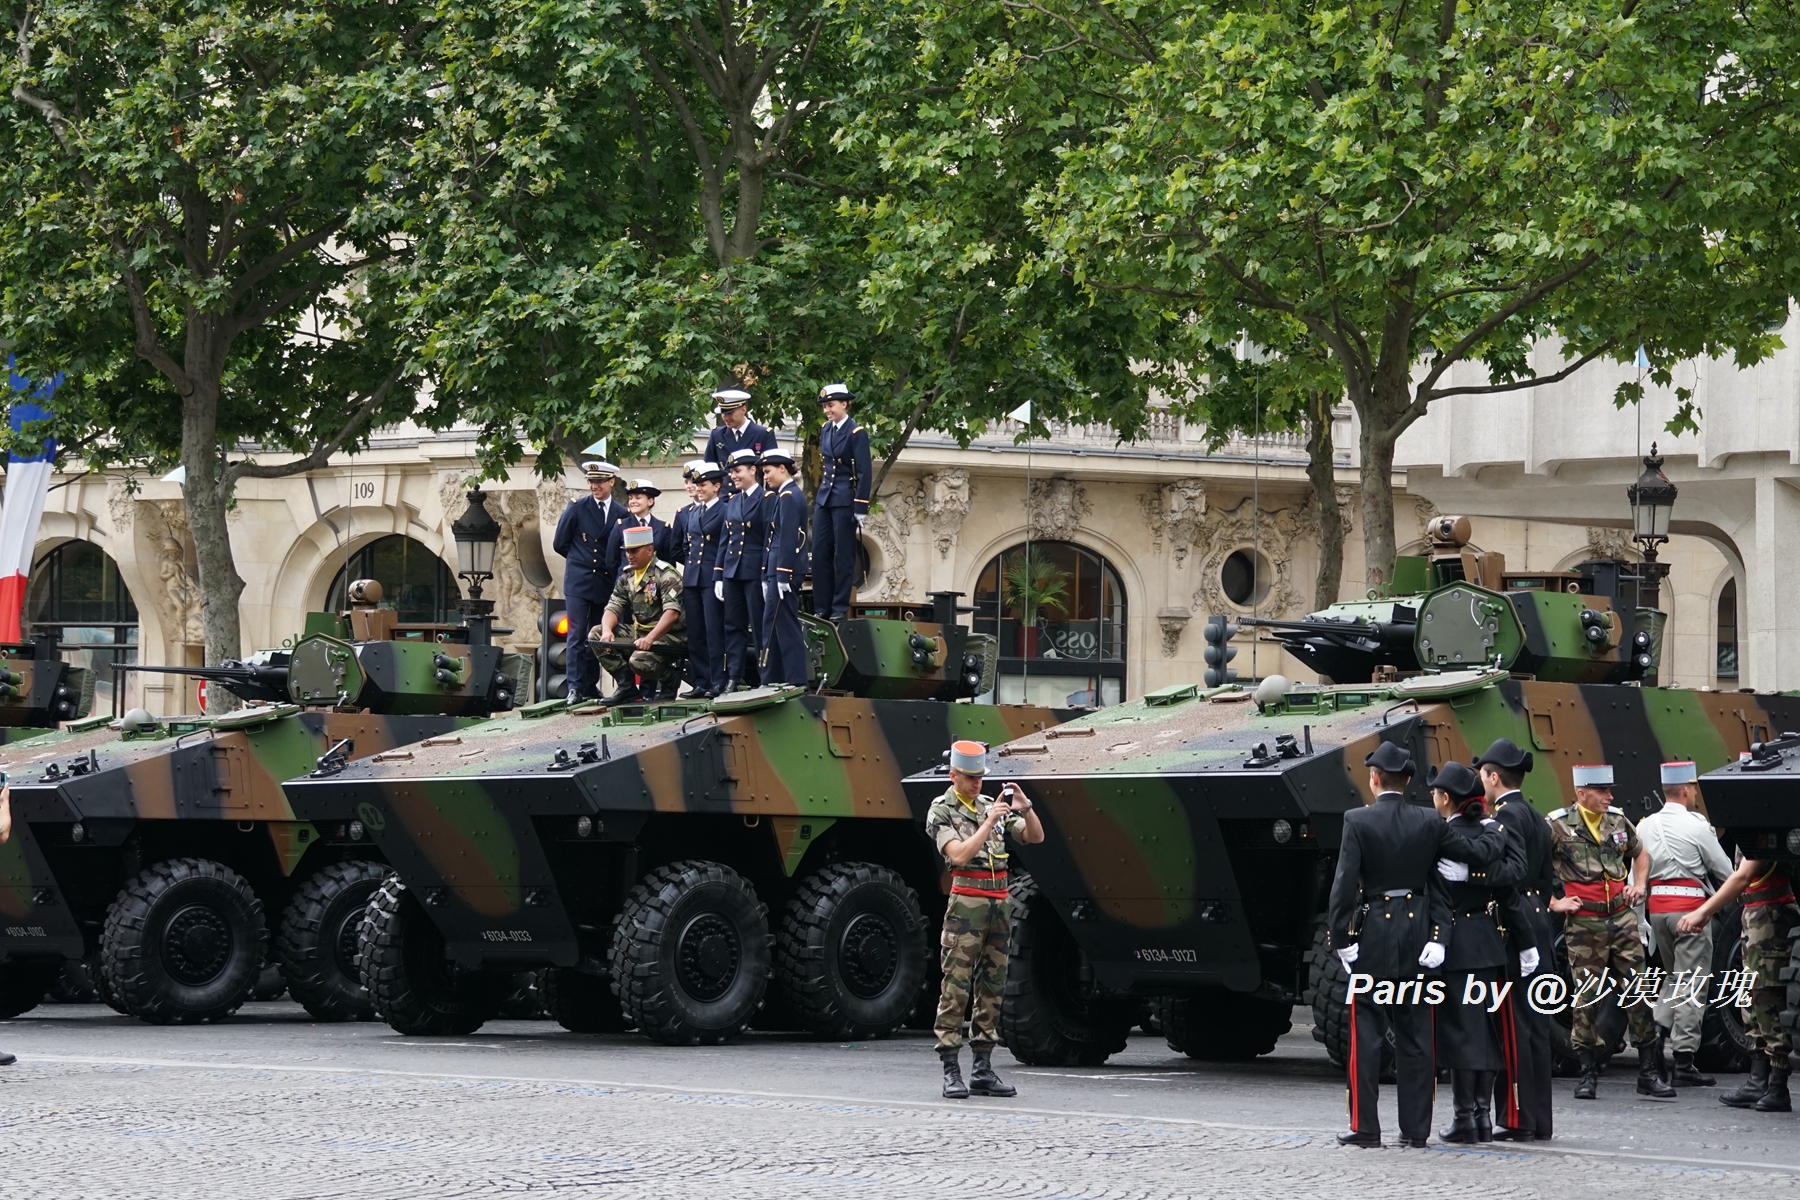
[714,447,768,691]
[811,382,871,622]
[1327,741,1507,1147]
[760,448,810,685]
[680,462,727,698]
[1476,737,1557,1141]
[1428,760,1538,1144]
[705,387,779,486]
[551,459,628,700]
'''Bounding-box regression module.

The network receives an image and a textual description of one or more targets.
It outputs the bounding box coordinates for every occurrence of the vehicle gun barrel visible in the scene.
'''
[116,660,291,705]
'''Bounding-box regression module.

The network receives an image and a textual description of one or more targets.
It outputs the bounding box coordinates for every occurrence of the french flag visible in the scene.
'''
[0,364,58,642]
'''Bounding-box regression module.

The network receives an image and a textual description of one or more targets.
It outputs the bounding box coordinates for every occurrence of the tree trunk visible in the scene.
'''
[1358,418,1399,592]
[1304,391,1343,610]
[801,425,822,509]
[179,380,247,701]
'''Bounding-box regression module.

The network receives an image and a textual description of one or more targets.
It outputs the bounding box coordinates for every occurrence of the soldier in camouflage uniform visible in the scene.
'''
[924,740,1044,1099]
[1547,763,1674,1099]
[591,525,686,705]
[1680,854,1798,1112]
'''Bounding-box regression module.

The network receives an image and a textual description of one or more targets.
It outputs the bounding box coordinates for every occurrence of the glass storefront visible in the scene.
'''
[972,541,1126,707]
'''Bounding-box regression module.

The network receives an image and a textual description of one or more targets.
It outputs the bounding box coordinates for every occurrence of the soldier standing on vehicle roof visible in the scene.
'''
[679,462,726,699]
[552,459,629,702]
[605,479,676,569]
[925,740,1044,1100]
[714,448,767,692]
[1546,763,1676,1100]
[811,383,870,623]
[1640,760,1733,1089]
[1679,851,1800,1112]
[1476,738,1556,1142]
[591,526,686,705]
[1326,741,1508,1148]
[1428,760,1539,1144]
[704,387,778,486]
[759,449,810,687]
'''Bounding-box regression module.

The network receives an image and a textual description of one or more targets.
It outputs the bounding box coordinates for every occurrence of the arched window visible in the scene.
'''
[972,541,1126,707]
[26,540,140,716]
[1718,579,1739,681]
[325,536,460,624]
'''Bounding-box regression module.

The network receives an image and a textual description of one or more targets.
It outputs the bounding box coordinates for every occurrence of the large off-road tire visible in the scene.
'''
[1697,905,1752,1073]
[610,861,771,1046]
[44,959,97,1004]
[355,876,509,1035]
[1305,921,1351,1066]
[1160,990,1293,1061]
[86,950,132,1015]
[0,960,60,1017]
[101,858,267,1025]
[541,964,629,1032]
[276,861,388,1022]
[1000,873,1134,1066]
[773,862,928,1041]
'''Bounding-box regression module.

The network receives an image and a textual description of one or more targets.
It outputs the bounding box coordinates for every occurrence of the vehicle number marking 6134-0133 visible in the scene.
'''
[480,929,533,943]
[1134,948,1197,963]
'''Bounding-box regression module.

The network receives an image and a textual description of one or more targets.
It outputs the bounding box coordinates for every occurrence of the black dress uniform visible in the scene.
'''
[604,513,673,571]
[762,459,810,686]
[1428,761,1538,1144]
[1326,741,1506,1147]
[705,419,778,482]
[552,481,629,699]
[811,387,871,621]
[715,457,768,689]
[1477,738,1558,1142]
[681,488,726,696]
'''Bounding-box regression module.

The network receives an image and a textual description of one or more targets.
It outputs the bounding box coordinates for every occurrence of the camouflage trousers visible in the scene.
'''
[1565,910,1656,1050]
[1743,902,1797,1069]
[934,893,1010,1052]
[595,638,685,682]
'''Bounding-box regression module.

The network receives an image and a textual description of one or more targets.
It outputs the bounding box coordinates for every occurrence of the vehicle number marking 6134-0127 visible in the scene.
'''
[1134,948,1197,963]
[480,929,533,943]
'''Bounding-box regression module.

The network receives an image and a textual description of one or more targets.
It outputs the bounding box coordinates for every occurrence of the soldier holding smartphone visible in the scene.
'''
[924,741,1043,1099]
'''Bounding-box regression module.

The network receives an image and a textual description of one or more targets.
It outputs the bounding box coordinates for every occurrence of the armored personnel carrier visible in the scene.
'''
[283,599,1070,1043]
[916,526,1788,1070]
[0,581,528,1024]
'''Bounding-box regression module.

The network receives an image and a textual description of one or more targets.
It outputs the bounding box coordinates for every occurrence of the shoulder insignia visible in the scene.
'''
[1608,806,1623,815]
[1547,808,1567,820]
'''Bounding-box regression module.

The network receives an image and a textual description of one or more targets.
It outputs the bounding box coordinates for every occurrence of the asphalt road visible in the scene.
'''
[4,1001,1799,1198]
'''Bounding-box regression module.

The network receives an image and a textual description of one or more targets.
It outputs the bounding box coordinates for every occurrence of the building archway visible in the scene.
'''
[971,540,1126,707]
[26,539,140,715]
[323,535,460,624]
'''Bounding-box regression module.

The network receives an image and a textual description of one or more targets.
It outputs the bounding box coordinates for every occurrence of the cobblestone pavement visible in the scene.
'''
[4,1003,1799,1199]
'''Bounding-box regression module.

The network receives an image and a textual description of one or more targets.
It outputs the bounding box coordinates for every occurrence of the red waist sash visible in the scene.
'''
[1745,871,1795,907]
[1647,877,1707,914]
[1563,878,1629,914]
[950,869,1009,900]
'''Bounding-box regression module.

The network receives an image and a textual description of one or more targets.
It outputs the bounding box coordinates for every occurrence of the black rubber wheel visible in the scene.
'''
[609,860,771,1045]
[86,950,132,1015]
[1305,920,1351,1066]
[1000,873,1134,1066]
[773,862,927,1041]
[101,858,267,1025]
[496,971,545,1019]
[540,965,628,1032]
[276,861,388,1021]
[0,960,60,1018]
[44,959,97,1004]
[1160,990,1293,1061]
[250,963,288,1001]
[1698,905,1752,1073]
[355,876,509,1036]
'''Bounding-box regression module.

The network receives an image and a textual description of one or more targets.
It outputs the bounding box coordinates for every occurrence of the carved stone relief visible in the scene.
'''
[923,470,973,559]
[141,501,204,646]
[1026,478,1089,541]
[1191,498,1307,620]
[490,490,555,651]
[538,478,574,530]
[1585,526,1633,561]
[1156,607,1192,657]
[438,471,467,522]
[862,478,926,601]
[1139,478,1208,566]
[106,477,136,534]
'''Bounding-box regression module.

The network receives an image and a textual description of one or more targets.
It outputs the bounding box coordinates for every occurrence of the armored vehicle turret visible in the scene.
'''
[285,603,1071,1043]
[0,581,529,1024]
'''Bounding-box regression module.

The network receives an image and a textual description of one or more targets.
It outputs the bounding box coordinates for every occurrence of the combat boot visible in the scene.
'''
[940,1049,969,1099]
[655,677,683,702]
[599,681,642,706]
[1472,1071,1496,1142]
[969,1049,1017,1097]
[1573,1049,1599,1100]
[1721,1051,1770,1107]
[1437,1071,1479,1143]
[0,1050,16,1066]
[1637,1039,1676,1099]
[1756,1065,1793,1113]
[1672,1050,1715,1088]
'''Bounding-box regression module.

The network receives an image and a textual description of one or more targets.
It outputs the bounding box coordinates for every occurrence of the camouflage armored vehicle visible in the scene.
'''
[915,530,1787,1070]
[0,581,528,1024]
[283,600,1070,1043]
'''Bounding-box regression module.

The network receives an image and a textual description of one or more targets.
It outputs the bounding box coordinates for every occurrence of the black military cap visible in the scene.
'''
[1473,737,1534,774]
[1364,741,1414,776]
[1427,760,1483,802]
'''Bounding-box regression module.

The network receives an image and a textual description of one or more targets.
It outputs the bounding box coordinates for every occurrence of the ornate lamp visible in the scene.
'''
[451,489,501,642]
[1626,444,1678,610]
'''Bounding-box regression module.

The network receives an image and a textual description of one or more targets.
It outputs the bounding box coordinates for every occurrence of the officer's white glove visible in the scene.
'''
[1336,944,1359,969]
[714,581,724,601]
[1436,858,1470,882]
[1519,948,1540,977]
[1419,941,1446,970]
[855,514,866,530]
[779,582,791,598]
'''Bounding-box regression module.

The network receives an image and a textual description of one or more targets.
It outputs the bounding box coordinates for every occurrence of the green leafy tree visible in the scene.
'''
[1029,0,1800,584]
[1,0,440,668]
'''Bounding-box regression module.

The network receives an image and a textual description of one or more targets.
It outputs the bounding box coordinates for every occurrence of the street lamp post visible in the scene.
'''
[1626,443,1678,612]
[451,488,502,647]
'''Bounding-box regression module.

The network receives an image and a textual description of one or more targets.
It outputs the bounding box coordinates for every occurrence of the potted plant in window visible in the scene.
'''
[1002,549,1070,657]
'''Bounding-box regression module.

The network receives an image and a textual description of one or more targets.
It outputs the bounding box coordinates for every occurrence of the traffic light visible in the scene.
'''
[1203,614,1239,687]
[540,599,570,701]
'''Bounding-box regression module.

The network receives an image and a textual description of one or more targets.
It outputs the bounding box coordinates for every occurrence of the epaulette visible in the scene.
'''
[1608,806,1623,815]
[1547,808,1568,820]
